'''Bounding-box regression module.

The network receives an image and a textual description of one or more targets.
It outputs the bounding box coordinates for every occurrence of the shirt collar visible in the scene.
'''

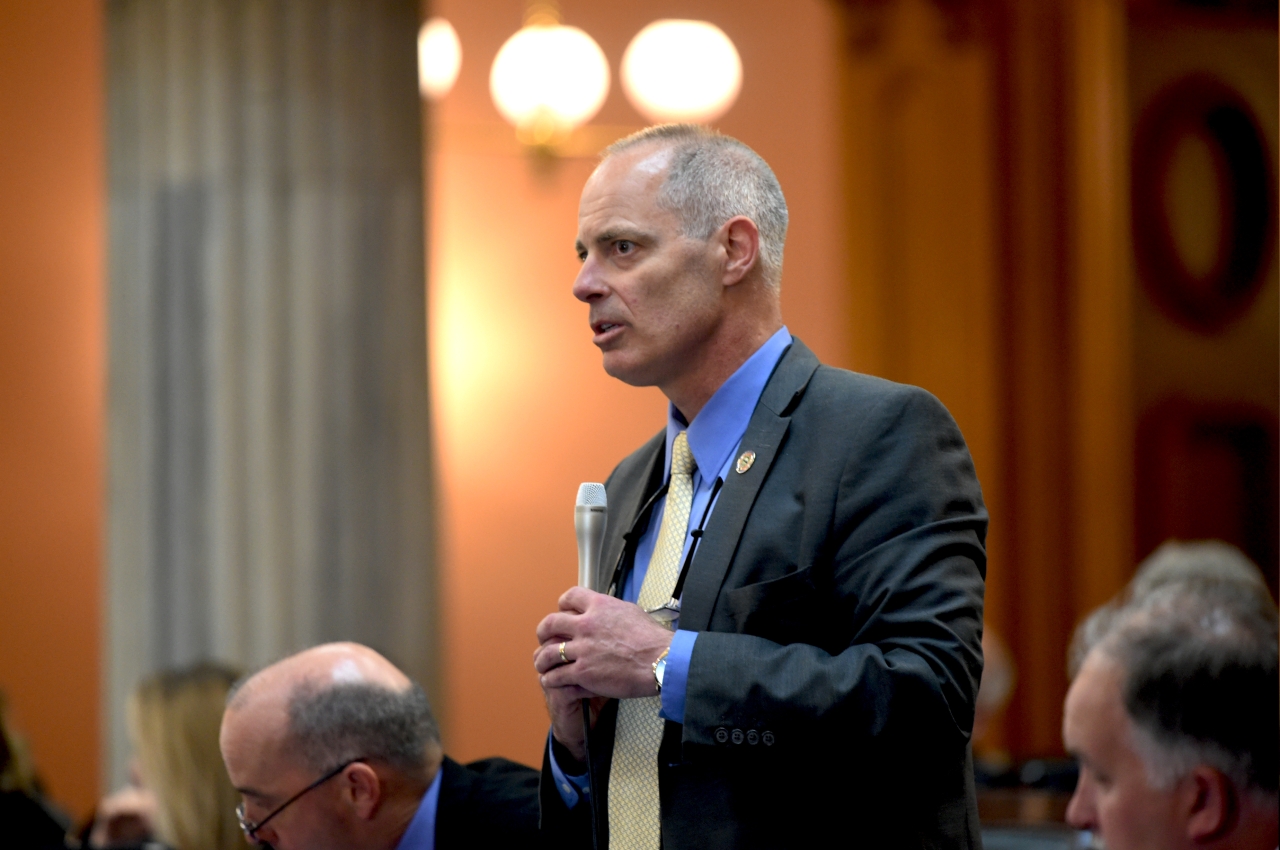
[394,766,443,850]
[665,326,792,481]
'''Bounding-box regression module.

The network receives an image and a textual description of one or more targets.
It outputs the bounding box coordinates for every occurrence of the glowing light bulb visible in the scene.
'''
[489,23,610,145]
[621,20,742,124]
[418,17,461,100]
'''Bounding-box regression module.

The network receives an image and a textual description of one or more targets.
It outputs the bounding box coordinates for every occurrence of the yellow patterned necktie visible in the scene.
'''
[608,430,696,850]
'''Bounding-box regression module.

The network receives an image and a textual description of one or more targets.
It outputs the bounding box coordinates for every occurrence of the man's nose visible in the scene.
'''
[572,259,606,303]
[249,822,279,849]
[1064,779,1094,830]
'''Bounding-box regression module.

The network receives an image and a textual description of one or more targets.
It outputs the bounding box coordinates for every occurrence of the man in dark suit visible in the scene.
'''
[534,125,987,849]
[220,642,539,850]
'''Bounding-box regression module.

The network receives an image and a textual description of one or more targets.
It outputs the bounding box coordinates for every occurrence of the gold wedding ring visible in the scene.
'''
[559,641,568,664]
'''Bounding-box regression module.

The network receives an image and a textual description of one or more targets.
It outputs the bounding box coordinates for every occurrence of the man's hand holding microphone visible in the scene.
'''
[535,483,675,766]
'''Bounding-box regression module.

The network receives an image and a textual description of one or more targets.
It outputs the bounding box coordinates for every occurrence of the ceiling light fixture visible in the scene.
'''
[489,3,610,150]
[418,17,462,100]
[621,20,742,125]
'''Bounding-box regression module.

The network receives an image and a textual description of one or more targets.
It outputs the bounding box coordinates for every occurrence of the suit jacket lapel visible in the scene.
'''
[600,432,665,594]
[676,339,821,632]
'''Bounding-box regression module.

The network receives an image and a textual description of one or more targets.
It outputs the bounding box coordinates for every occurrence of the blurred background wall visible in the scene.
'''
[0,0,1273,823]
[834,0,1276,764]
[0,0,105,818]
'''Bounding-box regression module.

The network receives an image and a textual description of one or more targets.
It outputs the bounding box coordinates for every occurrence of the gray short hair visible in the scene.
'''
[604,125,789,289]
[285,682,439,775]
[1068,539,1272,676]
[1087,583,1278,797]
[1129,540,1270,600]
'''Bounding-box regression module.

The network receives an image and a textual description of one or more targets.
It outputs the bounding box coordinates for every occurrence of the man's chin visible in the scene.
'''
[601,355,655,388]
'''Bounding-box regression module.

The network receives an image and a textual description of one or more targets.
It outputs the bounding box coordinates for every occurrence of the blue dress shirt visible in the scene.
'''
[394,767,443,850]
[550,326,793,807]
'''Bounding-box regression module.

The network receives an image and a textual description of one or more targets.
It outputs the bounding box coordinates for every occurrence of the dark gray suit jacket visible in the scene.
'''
[437,756,540,849]
[541,339,987,849]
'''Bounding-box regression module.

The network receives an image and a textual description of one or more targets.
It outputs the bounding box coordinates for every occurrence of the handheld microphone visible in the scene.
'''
[575,483,607,590]
[574,483,607,850]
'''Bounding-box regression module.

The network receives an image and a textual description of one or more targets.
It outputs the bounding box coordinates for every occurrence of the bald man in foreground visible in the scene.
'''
[220,642,539,850]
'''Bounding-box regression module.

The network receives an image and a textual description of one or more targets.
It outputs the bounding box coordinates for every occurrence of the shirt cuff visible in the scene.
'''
[547,730,590,808]
[659,629,697,724]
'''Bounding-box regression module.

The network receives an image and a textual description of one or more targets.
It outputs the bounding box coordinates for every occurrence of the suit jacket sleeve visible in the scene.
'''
[680,371,987,765]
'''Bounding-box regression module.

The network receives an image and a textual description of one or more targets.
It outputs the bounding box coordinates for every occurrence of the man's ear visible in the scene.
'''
[342,762,384,821]
[1183,765,1236,842]
[718,216,761,286]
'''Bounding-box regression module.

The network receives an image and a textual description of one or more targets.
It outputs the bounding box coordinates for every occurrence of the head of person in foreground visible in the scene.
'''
[218,642,441,850]
[1063,581,1278,850]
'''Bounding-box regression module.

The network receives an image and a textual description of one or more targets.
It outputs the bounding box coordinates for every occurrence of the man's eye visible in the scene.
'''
[577,250,587,262]
[616,240,634,254]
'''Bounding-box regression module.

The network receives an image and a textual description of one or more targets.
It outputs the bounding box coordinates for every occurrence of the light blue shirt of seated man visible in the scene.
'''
[549,325,793,806]
[393,769,443,850]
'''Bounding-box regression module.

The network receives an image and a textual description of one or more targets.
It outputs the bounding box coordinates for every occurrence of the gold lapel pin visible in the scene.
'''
[735,450,756,474]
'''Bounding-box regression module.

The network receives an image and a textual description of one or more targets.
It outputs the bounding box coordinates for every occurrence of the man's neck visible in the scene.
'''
[665,318,783,423]
[378,793,427,850]
[1230,796,1279,850]
[379,760,441,850]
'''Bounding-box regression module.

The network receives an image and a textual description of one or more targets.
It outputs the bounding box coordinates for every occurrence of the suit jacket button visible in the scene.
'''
[762,730,775,746]
[731,729,744,745]
[747,730,759,745]
[714,727,729,744]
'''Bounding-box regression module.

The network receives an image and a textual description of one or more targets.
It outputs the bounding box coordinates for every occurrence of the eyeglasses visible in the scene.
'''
[235,757,365,842]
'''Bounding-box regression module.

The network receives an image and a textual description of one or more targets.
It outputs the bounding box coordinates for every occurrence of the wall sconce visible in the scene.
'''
[621,20,742,125]
[489,4,610,149]
[418,17,462,100]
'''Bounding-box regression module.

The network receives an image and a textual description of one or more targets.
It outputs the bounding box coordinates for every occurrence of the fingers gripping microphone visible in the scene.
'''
[575,483,608,590]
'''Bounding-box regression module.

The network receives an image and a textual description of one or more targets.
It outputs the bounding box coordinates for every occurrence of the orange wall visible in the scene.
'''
[0,0,105,819]
[428,0,847,765]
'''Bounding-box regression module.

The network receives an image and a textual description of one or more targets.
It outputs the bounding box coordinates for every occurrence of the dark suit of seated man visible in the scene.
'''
[219,642,539,850]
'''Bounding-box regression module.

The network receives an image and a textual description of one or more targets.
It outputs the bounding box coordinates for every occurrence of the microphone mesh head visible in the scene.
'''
[576,482,607,507]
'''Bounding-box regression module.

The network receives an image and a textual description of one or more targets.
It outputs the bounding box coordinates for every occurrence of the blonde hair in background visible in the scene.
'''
[127,663,242,850]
